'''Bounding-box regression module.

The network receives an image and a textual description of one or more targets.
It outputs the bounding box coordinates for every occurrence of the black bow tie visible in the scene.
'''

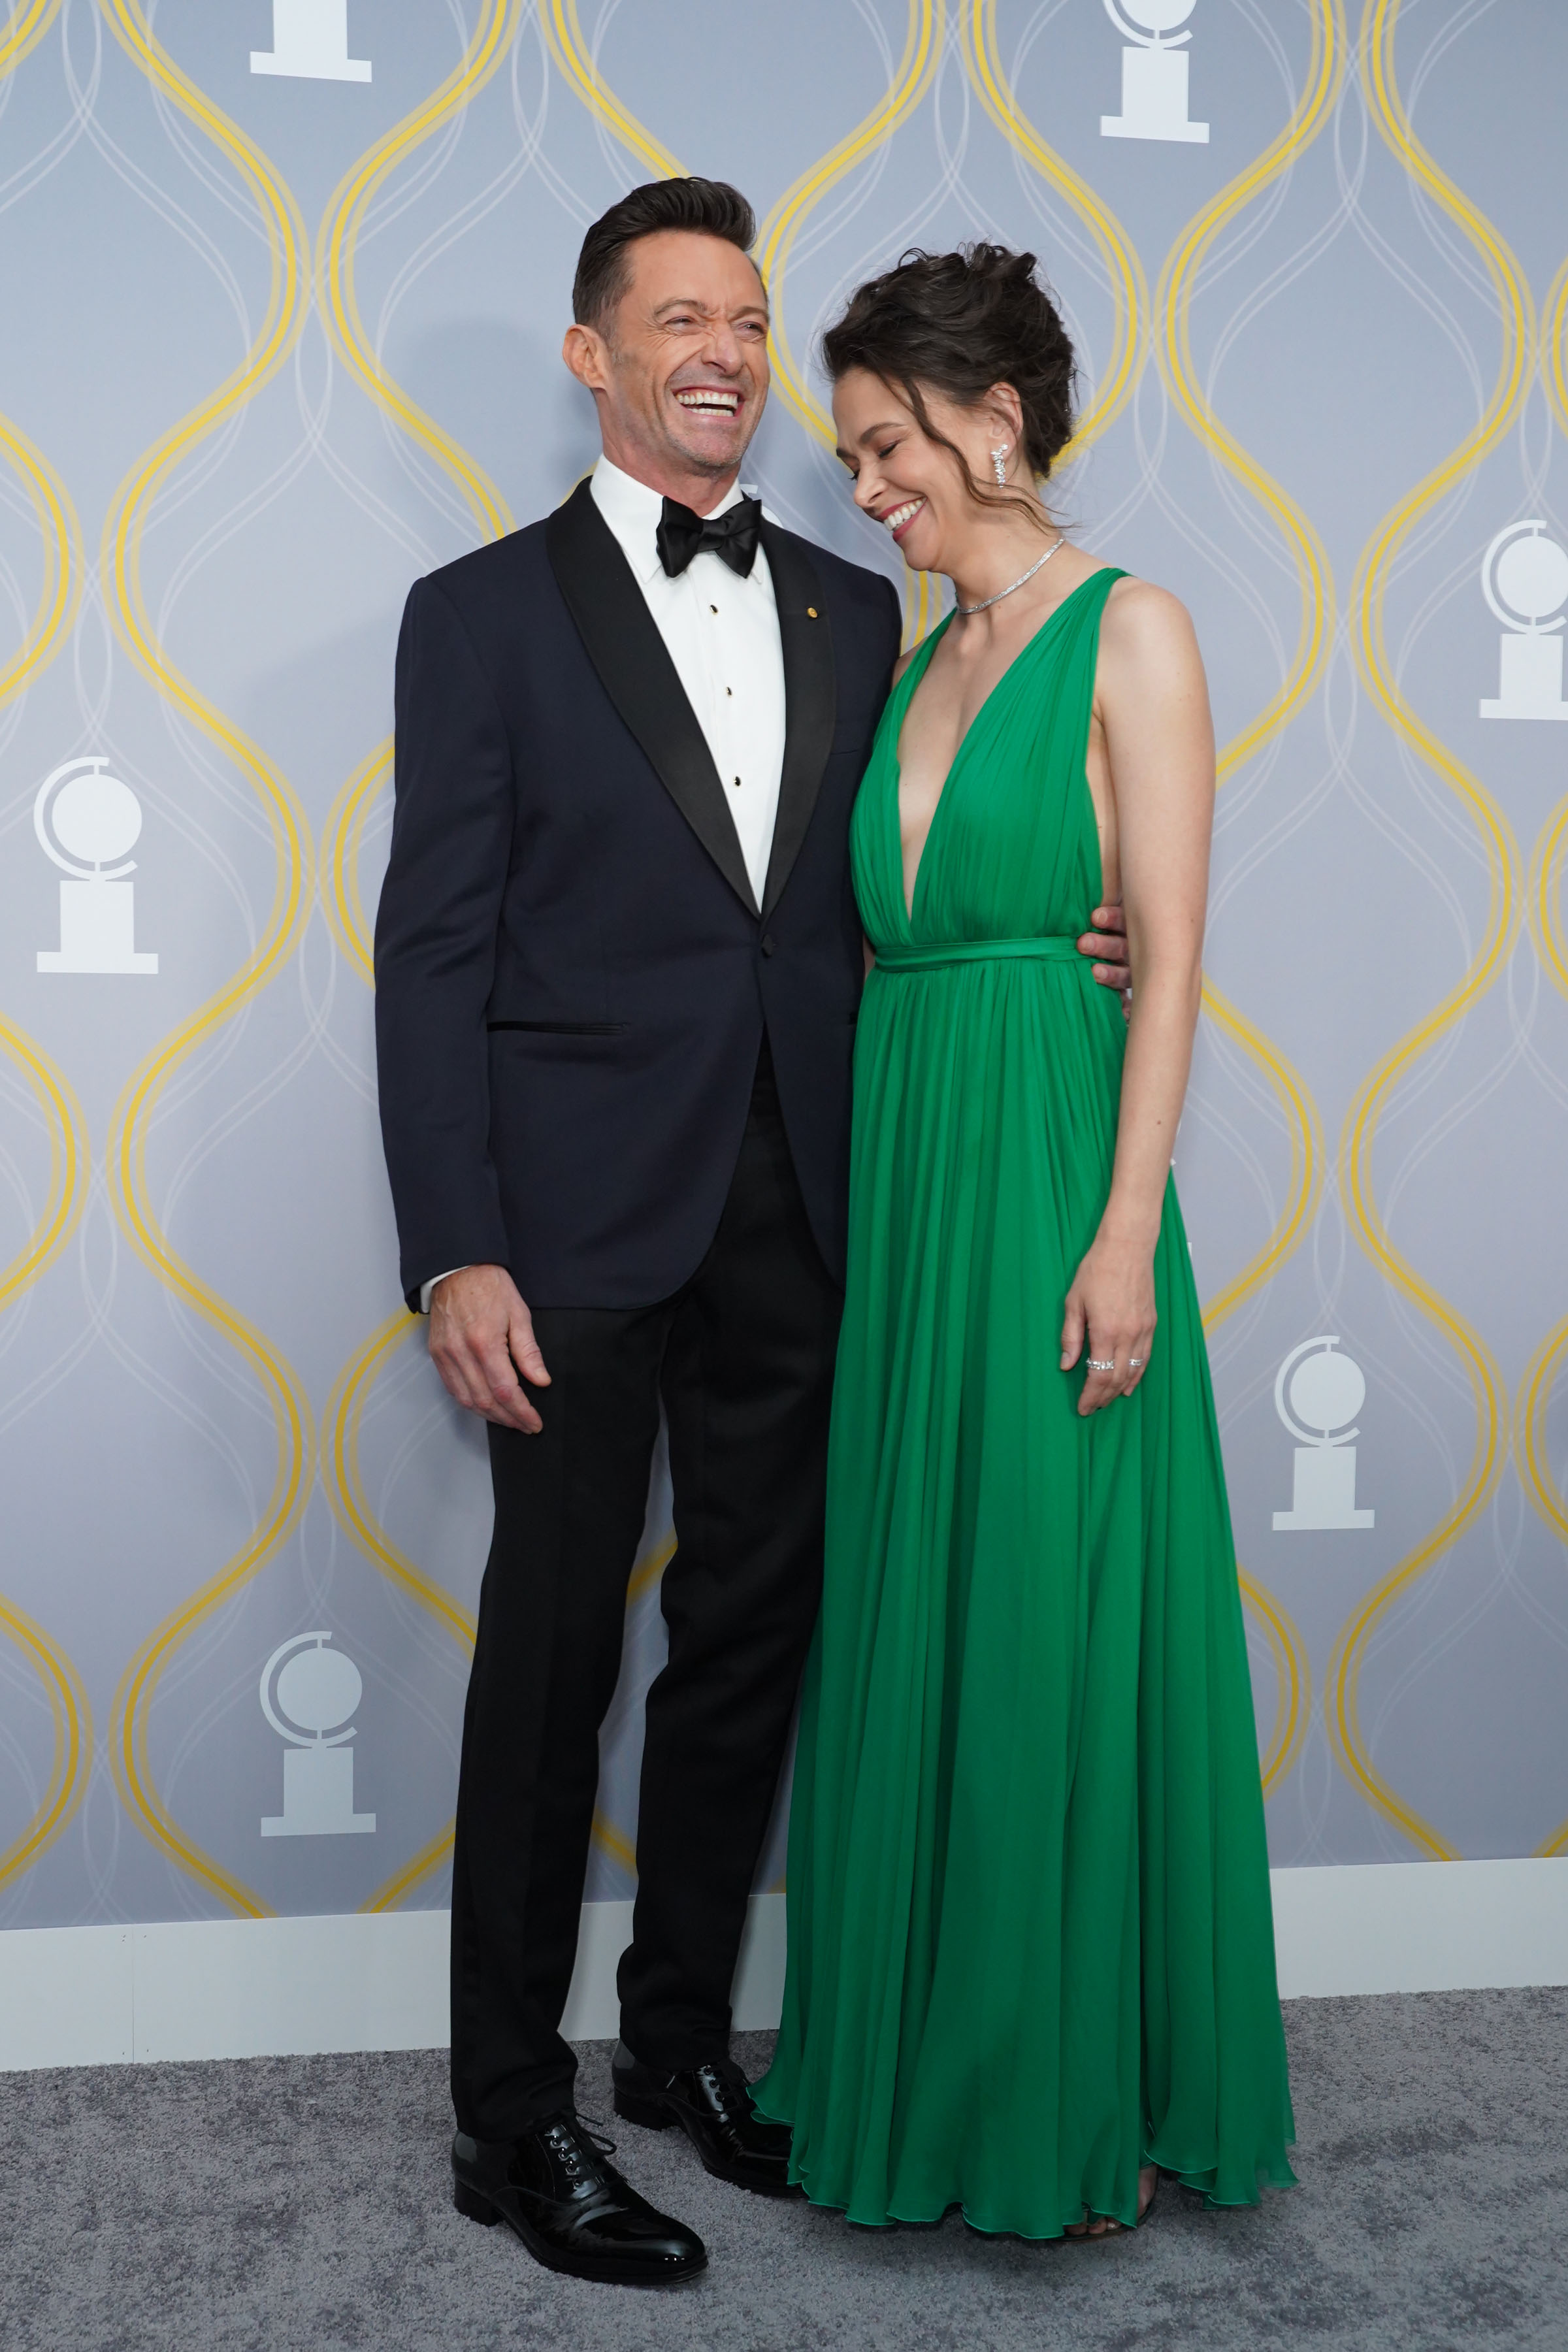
[656,495,762,581]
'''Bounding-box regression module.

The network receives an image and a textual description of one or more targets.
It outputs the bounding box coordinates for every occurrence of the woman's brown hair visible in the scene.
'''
[822,244,1077,522]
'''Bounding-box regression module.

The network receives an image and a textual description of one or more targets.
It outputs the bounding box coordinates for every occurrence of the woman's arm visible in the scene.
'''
[1060,582,1215,1416]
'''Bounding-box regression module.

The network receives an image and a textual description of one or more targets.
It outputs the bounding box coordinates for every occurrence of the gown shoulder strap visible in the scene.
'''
[897,610,952,698]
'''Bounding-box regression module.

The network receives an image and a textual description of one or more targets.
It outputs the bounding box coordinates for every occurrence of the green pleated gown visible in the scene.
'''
[755,568,1296,2236]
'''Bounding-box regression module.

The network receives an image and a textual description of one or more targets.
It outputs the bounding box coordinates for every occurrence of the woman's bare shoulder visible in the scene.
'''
[891,643,919,687]
[1098,573,1200,663]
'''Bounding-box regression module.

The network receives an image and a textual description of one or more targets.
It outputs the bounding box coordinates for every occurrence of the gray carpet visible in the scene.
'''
[3,1991,1565,2351]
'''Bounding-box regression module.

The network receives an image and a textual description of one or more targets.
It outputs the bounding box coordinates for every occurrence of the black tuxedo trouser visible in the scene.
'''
[449,1047,842,2138]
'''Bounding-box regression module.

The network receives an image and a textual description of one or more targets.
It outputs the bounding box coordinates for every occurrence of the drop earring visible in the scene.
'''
[992,446,1009,487]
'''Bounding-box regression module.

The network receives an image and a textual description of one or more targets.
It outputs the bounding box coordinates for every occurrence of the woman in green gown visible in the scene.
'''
[755,246,1296,2238]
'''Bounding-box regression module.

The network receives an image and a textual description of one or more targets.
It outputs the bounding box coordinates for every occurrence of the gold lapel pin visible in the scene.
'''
[806,606,818,619]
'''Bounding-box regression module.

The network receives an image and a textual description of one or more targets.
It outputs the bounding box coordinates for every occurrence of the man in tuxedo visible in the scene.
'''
[375,176,1130,2286]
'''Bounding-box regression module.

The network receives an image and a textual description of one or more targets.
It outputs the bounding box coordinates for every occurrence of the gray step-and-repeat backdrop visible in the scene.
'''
[1,0,1565,1935]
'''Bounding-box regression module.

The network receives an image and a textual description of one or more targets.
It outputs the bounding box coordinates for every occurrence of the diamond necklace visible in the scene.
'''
[955,532,1066,616]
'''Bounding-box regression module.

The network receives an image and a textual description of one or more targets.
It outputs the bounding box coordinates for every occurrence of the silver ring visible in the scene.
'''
[1128,1356,1143,1369]
[1086,1357,1115,1373]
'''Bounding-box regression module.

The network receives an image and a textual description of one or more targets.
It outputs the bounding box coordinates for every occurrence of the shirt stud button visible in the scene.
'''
[807,606,818,619]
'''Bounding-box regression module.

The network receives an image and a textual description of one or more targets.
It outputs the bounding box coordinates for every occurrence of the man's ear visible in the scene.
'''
[563,322,610,394]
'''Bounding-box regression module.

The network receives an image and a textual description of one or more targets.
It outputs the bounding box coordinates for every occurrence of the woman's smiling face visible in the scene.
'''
[832,366,1005,573]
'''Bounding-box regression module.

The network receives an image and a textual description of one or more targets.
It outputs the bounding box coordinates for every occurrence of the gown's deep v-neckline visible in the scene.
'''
[892,568,1113,926]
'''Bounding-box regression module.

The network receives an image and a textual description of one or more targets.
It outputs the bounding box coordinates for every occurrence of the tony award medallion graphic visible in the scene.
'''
[35,759,158,975]
[1272,1337,1375,1532]
[252,0,371,82]
[260,1633,376,1837]
[1100,0,1210,144]
[1478,521,1568,721]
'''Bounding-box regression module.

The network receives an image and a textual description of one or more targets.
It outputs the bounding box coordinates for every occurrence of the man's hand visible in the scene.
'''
[1079,903,1132,1017]
[427,1264,550,1434]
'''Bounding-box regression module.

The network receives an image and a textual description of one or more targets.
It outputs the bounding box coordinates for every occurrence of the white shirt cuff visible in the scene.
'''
[419,1267,468,1313]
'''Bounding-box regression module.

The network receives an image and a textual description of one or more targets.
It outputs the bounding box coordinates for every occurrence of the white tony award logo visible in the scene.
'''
[1272,1337,1375,1532]
[1100,0,1209,144]
[35,759,158,975]
[1478,521,1568,722]
[260,1632,376,1837]
[252,0,370,82]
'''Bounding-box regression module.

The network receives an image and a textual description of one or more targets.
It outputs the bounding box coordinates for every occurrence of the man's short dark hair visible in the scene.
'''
[572,177,759,333]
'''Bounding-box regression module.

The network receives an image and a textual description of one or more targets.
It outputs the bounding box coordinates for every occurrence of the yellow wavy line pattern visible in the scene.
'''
[1199,996,1318,1801]
[323,14,694,1908]
[361,1822,458,1916]
[0,416,80,709]
[24,0,1558,1912]
[1515,1328,1568,1563]
[0,1022,88,1323]
[0,407,90,1317]
[1143,10,1345,1754]
[98,0,319,1918]
[1238,1568,1310,1796]
[1157,1,1343,788]
[0,0,59,79]
[319,1313,476,1916]
[316,0,521,547]
[316,9,547,1911]
[338,5,1320,1878]
[0,266,90,1318]
[1518,1315,1568,1855]
[0,1595,92,1890]
[1526,713,1568,998]
[757,1,943,453]
[958,8,1325,1767]
[759,1,943,649]
[962,0,1147,466]
[0,0,95,1903]
[1515,255,1568,1855]
[1198,1008,1317,1814]
[540,0,681,181]
[1196,980,1325,1338]
[1328,0,1535,1861]
[323,1315,476,1656]
[320,742,389,986]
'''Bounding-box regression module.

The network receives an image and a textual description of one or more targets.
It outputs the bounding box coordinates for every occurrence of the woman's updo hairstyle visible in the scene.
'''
[821,243,1077,513]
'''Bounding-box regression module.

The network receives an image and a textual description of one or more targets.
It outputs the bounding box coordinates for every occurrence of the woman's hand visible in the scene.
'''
[1060,1231,1157,1416]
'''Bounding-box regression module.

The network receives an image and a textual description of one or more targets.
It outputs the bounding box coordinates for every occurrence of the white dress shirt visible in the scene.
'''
[420,455,789,1313]
[589,455,786,906]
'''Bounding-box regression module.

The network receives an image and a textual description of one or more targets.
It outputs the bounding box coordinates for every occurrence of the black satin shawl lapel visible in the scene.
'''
[760,522,837,921]
[546,480,759,917]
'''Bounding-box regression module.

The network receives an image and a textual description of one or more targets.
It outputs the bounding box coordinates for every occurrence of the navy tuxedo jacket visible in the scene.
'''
[374,480,903,1310]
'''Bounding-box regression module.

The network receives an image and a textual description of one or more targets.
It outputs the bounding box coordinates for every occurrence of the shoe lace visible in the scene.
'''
[576,2110,618,2158]
[694,2061,748,2123]
[542,2112,617,2183]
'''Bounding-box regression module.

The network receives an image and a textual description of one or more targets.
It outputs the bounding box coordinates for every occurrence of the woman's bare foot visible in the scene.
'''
[1064,2164,1159,2238]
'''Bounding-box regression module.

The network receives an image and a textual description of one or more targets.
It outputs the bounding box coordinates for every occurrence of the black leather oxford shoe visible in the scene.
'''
[612,2043,800,2197]
[451,2114,706,2287]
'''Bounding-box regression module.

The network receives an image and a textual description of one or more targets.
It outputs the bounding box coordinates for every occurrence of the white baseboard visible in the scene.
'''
[1,1863,1563,2073]
[0,1893,785,2071]
[1268,1859,1568,1998]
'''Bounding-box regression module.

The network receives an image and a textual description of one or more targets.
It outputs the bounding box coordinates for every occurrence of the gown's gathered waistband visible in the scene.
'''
[873,935,1085,973]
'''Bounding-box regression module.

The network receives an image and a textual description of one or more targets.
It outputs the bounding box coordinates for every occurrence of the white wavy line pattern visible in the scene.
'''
[0,1,1563,1920]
